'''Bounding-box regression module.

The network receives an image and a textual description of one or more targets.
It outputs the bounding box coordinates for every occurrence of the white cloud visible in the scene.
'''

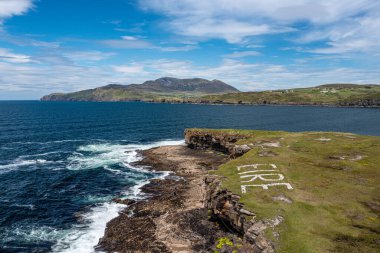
[64,51,115,62]
[101,36,153,49]
[0,0,33,19]
[224,50,260,58]
[0,48,32,63]
[170,18,283,43]
[140,0,374,25]
[101,36,198,52]
[121,35,139,41]
[159,44,198,52]
[307,16,380,54]
[139,0,380,53]
[112,64,145,74]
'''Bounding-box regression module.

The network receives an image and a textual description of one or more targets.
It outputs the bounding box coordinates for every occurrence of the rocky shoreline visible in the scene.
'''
[97,145,232,252]
[97,130,276,253]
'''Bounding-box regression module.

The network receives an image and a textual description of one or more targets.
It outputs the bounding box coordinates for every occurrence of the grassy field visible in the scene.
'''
[200,129,380,252]
[198,84,380,106]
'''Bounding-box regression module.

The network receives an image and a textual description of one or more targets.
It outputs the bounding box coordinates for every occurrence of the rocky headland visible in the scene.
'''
[97,129,380,253]
[97,130,274,253]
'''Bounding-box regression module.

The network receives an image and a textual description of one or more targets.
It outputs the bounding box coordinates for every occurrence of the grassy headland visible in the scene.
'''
[42,81,380,107]
[188,128,380,252]
[196,84,380,107]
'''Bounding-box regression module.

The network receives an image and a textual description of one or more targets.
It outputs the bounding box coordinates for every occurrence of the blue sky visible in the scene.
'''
[0,0,380,99]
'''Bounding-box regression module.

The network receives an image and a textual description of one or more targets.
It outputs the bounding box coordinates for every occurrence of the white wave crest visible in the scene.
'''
[2,225,64,244]
[67,140,183,171]
[52,202,124,253]
[52,139,183,252]
[0,159,52,174]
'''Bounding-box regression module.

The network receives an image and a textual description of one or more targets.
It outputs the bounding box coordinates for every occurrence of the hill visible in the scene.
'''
[41,77,239,102]
[196,83,380,107]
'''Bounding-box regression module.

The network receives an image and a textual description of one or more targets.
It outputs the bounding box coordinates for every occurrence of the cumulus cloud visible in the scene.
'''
[306,15,380,54]
[140,0,374,24]
[0,0,33,19]
[139,0,380,53]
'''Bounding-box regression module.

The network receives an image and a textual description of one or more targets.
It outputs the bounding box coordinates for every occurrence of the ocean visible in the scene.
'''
[0,101,379,252]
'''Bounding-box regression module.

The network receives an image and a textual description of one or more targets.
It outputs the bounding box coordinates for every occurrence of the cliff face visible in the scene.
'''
[185,129,279,253]
[184,129,252,158]
[205,176,279,253]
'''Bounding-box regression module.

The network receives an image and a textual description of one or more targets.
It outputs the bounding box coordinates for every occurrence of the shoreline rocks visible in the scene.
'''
[99,130,279,252]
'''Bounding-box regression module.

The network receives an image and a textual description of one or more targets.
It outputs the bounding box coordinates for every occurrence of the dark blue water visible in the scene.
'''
[0,101,379,252]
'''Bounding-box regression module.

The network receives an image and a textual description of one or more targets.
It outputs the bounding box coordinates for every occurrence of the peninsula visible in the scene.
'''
[41,79,380,107]
[99,128,380,253]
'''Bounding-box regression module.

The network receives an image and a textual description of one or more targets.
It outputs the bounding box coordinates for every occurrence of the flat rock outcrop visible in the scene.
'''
[185,129,251,158]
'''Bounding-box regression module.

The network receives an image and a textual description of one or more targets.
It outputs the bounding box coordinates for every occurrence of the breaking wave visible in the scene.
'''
[50,139,183,253]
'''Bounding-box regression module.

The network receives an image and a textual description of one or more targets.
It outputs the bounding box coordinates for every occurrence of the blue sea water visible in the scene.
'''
[0,101,379,252]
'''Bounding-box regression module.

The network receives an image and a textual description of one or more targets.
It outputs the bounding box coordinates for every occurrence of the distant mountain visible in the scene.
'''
[41,77,240,102]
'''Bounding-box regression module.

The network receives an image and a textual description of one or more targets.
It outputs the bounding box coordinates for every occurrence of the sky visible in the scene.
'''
[0,0,380,99]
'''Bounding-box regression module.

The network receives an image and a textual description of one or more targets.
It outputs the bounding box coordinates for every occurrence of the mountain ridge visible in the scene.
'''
[41,77,239,101]
[41,80,380,107]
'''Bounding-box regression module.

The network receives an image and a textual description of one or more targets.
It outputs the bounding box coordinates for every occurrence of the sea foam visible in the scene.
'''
[51,139,183,253]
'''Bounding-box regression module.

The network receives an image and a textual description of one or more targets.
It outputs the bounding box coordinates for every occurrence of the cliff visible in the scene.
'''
[185,128,252,158]
[185,129,277,252]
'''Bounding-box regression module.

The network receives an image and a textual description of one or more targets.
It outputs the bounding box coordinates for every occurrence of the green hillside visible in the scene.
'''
[197,84,380,107]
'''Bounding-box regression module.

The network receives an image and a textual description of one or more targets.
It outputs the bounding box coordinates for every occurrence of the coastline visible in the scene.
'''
[97,145,235,252]
[39,99,380,108]
[96,129,380,253]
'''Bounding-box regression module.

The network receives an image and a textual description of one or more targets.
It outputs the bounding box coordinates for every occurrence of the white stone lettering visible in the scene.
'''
[237,164,277,171]
[238,170,277,175]
[240,174,285,182]
[237,163,293,193]
[241,183,293,193]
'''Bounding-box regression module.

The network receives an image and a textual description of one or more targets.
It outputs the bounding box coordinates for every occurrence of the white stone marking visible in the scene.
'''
[241,183,293,193]
[238,170,277,175]
[240,174,285,182]
[315,137,331,142]
[237,164,277,171]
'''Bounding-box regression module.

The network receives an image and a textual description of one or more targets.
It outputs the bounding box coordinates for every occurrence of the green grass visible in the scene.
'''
[198,85,380,106]
[192,129,380,252]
